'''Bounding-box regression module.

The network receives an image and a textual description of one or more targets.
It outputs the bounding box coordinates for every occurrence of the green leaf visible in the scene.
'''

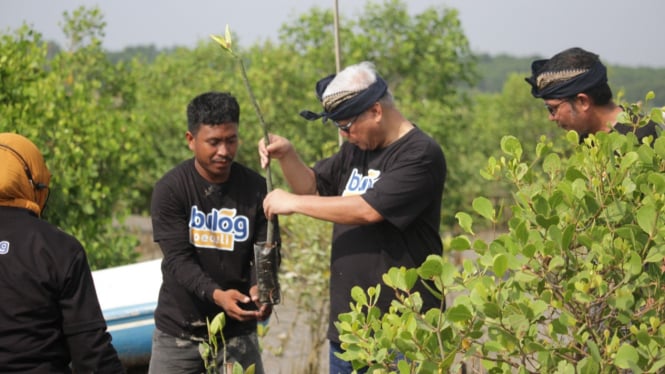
[561,225,574,251]
[609,287,635,311]
[351,286,368,306]
[514,270,538,283]
[558,310,577,327]
[621,177,636,196]
[418,256,443,278]
[446,304,472,322]
[619,151,639,171]
[571,179,587,199]
[339,334,362,344]
[548,255,565,271]
[397,360,410,373]
[636,204,656,235]
[232,362,243,374]
[645,245,665,263]
[655,137,665,158]
[493,253,508,277]
[586,339,601,363]
[651,107,664,124]
[472,196,495,221]
[224,24,233,48]
[605,201,630,223]
[482,302,501,318]
[623,251,643,276]
[577,357,600,374]
[449,236,471,251]
[614,343,639,369]
[500,135,522,160]
[210,312,226,335]
[551,318,567,335]
[82,203,95,215]
[367,285,379,300]
[404,268,418,290]
[522,243,536,258]
[210,33,229,50]
[564,167,586,182]
[566,130,580,144]
[542,153,561,176]
[198,341,210,360]
[455,212,474,234]
[647,171,665,193]
[616,111,632,126]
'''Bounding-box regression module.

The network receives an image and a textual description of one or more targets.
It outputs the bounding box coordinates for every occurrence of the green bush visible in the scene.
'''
[336,102,665,373]
[0,8,141,269]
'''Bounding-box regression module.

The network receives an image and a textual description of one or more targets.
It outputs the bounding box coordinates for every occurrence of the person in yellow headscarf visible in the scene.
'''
[0,132,51,216]
[0,133,125,373]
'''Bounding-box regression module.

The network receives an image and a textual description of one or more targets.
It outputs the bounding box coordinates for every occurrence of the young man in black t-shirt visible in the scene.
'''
[149,92,278,374]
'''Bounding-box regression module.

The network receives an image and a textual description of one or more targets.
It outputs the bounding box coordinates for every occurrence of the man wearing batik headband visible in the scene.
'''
[258,61,446,374]
[525,47,659,142]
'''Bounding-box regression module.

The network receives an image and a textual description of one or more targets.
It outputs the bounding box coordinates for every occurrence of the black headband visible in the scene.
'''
[525,60,607,99]
[300,73,388,122]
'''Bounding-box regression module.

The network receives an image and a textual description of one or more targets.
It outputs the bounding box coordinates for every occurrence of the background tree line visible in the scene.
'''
[108,48,665,108]
[1,0,663,270]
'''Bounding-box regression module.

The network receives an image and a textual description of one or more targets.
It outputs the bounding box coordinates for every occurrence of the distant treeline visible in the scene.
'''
[100,46,665,106]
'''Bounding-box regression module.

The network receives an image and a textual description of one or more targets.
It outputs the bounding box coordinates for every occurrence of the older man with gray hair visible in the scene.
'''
[258,61,447,374]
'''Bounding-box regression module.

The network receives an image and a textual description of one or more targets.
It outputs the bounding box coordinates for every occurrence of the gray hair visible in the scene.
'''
[323,62,377,96]
[322,61,393,107]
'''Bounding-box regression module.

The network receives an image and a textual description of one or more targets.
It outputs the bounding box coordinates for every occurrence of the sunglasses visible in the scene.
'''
[545,97,577,116]
[332,115,359,132]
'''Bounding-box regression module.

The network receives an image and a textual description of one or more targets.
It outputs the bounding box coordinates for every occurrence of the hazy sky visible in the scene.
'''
[1,0,664,68]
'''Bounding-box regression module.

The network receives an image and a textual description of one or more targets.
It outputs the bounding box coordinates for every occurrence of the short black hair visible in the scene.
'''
[187,92,240,134]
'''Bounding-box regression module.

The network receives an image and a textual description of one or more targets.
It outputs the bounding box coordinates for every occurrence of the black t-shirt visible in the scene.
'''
[613,119,660,142]
[0,206,123,373]
[580,114,661,144]
[313,127,447,343]
[151,159,278,340]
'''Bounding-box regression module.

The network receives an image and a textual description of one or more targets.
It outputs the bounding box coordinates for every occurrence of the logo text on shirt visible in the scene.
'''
[189,206,249,251]
[0,240,9,255]
[342,168,381,196]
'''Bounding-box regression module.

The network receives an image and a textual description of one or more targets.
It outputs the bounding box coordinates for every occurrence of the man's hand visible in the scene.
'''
[212,289,261,322]
[257,133,294,169]
[250,285,273,322]
[258,132,318,195]
[263,189,298,219]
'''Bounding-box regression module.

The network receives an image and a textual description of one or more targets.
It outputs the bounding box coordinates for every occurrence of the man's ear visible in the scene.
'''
[186,131,195,151]
[370,102,382,119]
[575,93,592,110]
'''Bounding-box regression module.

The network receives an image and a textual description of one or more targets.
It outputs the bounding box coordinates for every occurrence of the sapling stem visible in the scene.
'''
[210,26,274,245]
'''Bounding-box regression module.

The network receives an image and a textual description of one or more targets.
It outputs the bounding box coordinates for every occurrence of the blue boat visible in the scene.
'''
[92,259,162,367]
